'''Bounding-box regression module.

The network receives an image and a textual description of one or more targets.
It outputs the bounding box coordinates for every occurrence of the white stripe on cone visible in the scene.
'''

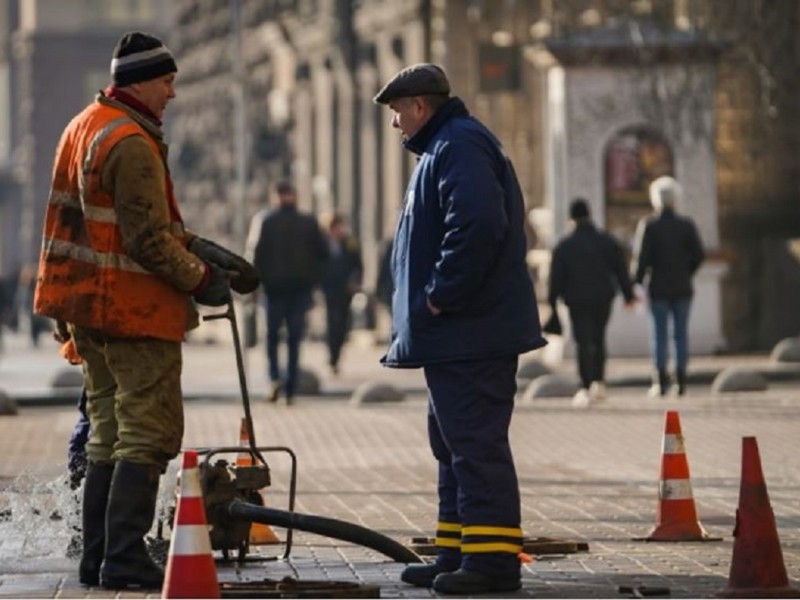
[181,467,203,497]
[662,433,686,454]
[169,524,214,556]
[659,478,694,500]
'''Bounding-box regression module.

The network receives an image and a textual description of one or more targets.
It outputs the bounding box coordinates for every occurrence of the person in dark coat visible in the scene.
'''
[549,198,637,407]
[247,181,328,404]
[321,213,363,374]
[632,176,705,396]
[374,63,546,595]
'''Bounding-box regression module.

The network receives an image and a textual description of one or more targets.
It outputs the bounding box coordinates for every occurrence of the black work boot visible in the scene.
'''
[79,462,114,586]
[401,548,460,588]
[401,563,456,588]
[676,369,687,396]
[100,461,164,590]
[433,569,521,594]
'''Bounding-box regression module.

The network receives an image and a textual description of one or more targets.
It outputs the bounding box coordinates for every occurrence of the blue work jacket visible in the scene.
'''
[382,97,545,367]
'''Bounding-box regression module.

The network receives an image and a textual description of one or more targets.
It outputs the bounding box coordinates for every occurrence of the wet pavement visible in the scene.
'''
[1,323,799,599]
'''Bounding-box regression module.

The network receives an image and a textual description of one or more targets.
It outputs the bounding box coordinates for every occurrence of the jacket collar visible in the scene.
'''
[96,91,165,145]
[403,96,469,156]
[104,85,161,125]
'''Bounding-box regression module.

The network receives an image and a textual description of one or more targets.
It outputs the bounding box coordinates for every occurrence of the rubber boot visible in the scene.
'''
[676,369,687,396]
[78,462,114,586]
[100,461,164,590]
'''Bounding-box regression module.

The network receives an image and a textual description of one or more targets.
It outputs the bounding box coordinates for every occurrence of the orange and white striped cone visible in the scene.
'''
[162,450,220,599]
[639,411,718,542]
[237,418,281,545]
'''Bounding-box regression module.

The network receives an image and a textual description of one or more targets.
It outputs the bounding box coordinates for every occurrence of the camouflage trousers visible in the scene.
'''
[70,326,183,471]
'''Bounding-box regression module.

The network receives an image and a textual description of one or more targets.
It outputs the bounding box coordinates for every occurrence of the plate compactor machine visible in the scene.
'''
[167,300,421,566]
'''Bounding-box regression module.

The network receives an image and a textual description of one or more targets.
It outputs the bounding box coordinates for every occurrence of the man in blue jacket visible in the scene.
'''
[374,63,546,595]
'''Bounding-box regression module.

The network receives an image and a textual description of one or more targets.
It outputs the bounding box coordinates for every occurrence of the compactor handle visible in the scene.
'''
[202,300,264,466]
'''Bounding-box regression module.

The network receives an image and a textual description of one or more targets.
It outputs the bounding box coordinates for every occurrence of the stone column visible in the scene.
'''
[311,56,335,216]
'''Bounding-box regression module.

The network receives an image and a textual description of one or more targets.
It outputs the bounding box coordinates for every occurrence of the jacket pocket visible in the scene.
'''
[408,291,436,332]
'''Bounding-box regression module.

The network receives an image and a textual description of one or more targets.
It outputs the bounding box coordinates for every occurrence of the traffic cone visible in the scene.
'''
[162,450,220,599]
[639,411,716,541]
[236,418,281,544]
[717,437,800,598]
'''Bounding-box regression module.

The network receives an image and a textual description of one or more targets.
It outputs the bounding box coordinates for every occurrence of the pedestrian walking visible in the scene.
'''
[0,275,7,354]
[246,181,328,404]
[374,63,545,595]
[548,198,637,407]
[632,176,705,396]
[17,263,51,347]
[32,31,259,590]
[321,213,363,374]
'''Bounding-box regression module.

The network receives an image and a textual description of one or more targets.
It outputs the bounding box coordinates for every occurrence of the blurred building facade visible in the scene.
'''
[168,0,800,353]
[3,0,799,352]
[0,0,172,295]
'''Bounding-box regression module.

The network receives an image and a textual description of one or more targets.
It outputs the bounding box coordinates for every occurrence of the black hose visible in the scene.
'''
[227,500,422,564]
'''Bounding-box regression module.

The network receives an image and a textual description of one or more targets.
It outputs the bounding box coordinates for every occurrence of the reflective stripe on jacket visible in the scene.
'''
[34,101,192,341]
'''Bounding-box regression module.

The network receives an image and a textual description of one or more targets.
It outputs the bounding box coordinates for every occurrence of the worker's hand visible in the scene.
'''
[188,237,260,294]
[193,263,232,307]
[426,297,441,316]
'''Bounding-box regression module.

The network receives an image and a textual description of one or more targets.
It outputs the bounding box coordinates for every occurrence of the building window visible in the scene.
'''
[604,125,673,245]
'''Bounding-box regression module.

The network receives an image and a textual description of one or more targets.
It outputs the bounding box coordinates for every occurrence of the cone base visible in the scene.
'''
[637,521,721,542]
[716,585,800,599]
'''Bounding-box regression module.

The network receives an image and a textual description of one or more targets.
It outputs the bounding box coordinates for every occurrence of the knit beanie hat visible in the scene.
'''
[110,32,177,86]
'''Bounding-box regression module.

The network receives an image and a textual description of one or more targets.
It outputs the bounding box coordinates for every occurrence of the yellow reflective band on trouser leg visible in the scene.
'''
[461,525,524,555]
[435,521,462,549]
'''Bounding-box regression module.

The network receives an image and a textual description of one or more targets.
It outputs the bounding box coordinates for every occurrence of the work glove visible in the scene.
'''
[193,263,232,307]
[188,237,260,294]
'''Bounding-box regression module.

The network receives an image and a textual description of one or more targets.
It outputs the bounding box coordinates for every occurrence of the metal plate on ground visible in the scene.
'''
[220,578,380,598]
[409,536,589,556]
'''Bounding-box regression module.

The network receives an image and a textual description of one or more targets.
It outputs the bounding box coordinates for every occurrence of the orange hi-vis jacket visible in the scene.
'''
[34,101,193,341]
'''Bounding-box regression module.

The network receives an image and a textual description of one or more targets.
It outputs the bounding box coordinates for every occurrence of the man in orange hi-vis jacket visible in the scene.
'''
[33,32,259,591]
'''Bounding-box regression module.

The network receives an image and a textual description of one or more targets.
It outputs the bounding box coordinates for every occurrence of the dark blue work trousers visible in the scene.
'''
[424,355,522,579]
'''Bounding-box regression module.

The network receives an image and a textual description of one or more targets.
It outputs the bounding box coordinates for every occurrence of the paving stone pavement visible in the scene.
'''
[1,328,799,598]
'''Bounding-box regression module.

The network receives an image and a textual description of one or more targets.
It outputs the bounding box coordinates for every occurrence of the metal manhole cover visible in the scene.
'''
[220,578,380,598]
[409,536,589,556]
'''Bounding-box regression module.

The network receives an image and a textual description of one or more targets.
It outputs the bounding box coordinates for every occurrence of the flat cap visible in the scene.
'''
[373,63,450,104]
